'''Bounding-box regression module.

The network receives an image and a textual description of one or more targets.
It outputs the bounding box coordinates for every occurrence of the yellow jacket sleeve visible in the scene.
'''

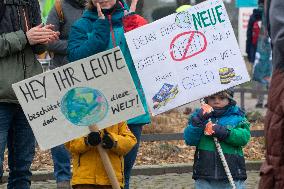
[65,137,92,154]
[108,122,137,156]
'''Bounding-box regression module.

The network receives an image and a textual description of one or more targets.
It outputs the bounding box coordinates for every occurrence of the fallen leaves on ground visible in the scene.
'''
[3,111,265,172]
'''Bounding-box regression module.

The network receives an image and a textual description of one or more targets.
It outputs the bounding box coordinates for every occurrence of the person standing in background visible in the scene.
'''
[252,0,272,109]
[259,0,284,188]
[246,8,262,65]
[0,0,59,188]
[46,0,86,188]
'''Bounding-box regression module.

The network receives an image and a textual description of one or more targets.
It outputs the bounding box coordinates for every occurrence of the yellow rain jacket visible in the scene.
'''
[65,122,136,187]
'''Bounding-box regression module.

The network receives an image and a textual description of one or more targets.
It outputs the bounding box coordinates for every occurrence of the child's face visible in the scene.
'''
[207,95,229,109]
[93,0,116,9]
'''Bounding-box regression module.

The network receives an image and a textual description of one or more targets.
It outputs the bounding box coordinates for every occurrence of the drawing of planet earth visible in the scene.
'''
[61,87,109,126]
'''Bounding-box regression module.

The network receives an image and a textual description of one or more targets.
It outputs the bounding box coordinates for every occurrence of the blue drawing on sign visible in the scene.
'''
[152,83,179,110]
[61,87,109,126]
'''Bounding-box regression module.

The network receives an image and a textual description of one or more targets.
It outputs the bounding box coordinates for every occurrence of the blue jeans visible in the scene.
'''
[124,124,143,189]
[0,103,35,189]
[51,144,71,183]
[195,179,246,189]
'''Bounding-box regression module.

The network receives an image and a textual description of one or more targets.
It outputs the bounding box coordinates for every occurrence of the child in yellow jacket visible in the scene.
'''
[65,122,137,189]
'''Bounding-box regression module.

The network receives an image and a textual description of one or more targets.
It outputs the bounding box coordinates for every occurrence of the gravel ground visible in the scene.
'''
[0,171,260,189]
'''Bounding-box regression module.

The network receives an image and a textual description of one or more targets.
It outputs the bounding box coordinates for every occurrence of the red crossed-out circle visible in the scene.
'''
[170,31,207,61]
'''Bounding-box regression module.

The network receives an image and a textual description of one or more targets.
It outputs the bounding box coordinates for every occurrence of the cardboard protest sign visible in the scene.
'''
[125,0,250,115]
[12,47,145,150]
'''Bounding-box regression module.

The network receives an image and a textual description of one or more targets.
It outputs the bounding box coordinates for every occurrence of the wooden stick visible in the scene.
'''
[89,125,120,189]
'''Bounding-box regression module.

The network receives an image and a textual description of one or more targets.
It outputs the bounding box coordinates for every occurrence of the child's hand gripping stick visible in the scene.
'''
[204,121,215,136]
[199,104,214,136]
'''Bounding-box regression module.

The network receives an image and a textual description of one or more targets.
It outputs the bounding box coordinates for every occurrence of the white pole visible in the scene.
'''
[201,102,236,189]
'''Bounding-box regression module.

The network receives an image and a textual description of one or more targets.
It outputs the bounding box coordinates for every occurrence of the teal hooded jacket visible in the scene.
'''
[67,0,150,125]
[184,105,250,155]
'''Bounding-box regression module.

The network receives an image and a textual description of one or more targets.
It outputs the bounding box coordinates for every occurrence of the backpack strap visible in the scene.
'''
[54,0,64,24]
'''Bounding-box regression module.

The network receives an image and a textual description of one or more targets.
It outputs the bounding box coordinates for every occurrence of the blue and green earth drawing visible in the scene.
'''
[61,87,109,126]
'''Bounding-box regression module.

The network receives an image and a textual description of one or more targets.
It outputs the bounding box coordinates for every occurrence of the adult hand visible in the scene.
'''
[85,132,101,146]
[130,0,138,13]
[124,0,138,16]
[43,24,60,43]
[96,2,105,19]
[26,24,60,45]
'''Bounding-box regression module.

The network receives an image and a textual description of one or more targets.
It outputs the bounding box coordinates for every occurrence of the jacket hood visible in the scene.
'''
[82,0,128,21]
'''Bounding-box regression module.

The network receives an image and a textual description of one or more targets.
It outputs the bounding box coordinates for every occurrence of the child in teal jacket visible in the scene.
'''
[67,1,150,188]
[184,89,250,189]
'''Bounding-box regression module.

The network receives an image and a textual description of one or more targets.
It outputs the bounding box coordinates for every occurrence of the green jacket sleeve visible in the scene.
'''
[225,120,251,147]
[0,30,27,58]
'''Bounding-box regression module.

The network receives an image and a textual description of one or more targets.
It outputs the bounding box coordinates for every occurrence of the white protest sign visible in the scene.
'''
[12,47,145,150]
[238,8,254,55]
[125,0,250,115]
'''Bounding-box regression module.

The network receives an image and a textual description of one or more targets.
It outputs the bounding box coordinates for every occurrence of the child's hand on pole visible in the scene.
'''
[85,131,101,146]
[201,104,213,115]
[212,125,230,141]
[102,131,116,149]
[204,121,215,136]
[197,104,213,121]
[204,122,230,141]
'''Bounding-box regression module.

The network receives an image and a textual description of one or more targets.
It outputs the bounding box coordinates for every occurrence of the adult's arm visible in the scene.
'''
[0,30,27,58]
[30,0,47,54]
[46,7,67,55]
